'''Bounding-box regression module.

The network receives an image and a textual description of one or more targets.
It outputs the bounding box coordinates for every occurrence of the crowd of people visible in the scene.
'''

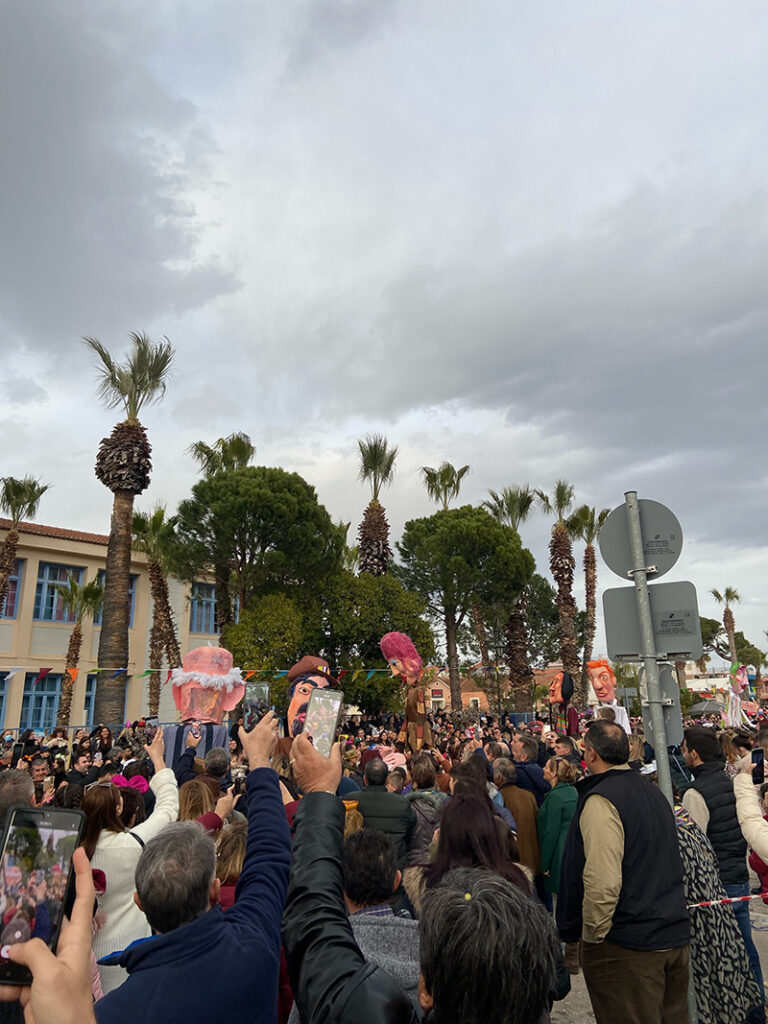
[0,695,767,1023]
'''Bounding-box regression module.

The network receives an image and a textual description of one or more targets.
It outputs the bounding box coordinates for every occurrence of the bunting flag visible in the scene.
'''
[109,668,127,679]
[163,669,173,686]
[275,670,288,677]
[244,670,256,680]
[135,670,155,678]
[2,667,24,683]
[352,670,362,681]
[65,668,79,684]
[34,668,53,685]
[338,670,349,679]
[366,670,375,681]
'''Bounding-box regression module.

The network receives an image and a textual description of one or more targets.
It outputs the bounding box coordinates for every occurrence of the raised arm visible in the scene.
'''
[226,713,291,944]
[283,734,416,1024]
[133,728,179,842]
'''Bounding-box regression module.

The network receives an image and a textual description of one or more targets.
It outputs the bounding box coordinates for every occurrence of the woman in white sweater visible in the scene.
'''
[81,728,179,996]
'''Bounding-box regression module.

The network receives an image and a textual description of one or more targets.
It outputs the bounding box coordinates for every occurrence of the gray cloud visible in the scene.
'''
[0,3,240,357]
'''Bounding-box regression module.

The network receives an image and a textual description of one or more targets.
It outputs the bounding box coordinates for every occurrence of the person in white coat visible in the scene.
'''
[80,728,179,995]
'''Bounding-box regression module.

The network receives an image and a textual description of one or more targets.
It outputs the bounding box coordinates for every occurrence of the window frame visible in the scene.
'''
[33,563,84,623]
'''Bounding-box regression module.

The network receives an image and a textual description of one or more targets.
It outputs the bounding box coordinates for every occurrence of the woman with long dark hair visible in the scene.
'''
[425,789,530,894]
[81,728,178,996]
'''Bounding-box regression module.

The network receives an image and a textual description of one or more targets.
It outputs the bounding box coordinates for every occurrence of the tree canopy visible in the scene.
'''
[173,466,343,622]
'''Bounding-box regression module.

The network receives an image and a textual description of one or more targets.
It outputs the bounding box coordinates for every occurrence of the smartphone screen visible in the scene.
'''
[144,717,160,743]
[303,689,344,759]
[243,682,270,733]
[753,749,765,785]
[0,807,85,985]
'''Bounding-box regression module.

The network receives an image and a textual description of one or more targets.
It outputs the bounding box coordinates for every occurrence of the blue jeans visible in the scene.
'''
[724,882,765,1021]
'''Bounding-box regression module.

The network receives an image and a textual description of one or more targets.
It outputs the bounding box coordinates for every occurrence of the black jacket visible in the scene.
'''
[355,786,416,867]
[688,761,748,885]
[557,767,689,951]
[283,793,420,1024]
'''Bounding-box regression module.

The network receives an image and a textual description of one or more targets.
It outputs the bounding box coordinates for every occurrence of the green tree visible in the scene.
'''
[356,434,398,576]
[85,332,175,724]
[174,466,341,625]
[710,587,740,664]
[0,476,48,613]
[55,575,104,728]
[186,431,255,476]
[483,485,537,709]
[536,481,580,684]
[396,506,534,710]
[132,505,182,716]
[570,504,610,697]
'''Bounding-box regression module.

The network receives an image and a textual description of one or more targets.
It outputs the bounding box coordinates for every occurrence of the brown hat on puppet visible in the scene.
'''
[170,646,245,724]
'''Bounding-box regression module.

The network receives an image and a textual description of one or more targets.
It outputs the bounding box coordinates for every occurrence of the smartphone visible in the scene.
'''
[190,720,201,740]
[243,682,270,733]
[93,752,103,765]
[144,717,159,742]
[0,806,85,985]
[303,688,344,759]
[752,749,765,785]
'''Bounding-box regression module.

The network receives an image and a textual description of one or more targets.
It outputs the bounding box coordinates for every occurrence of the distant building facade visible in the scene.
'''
[0,519,218,731]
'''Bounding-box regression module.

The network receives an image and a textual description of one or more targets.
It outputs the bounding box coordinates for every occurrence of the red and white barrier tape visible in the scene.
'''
[688,893,765,909]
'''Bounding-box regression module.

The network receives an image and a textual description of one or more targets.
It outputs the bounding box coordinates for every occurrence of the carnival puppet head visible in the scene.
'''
[730,663,749,696]
[286,655,338,738]
[587,660,616,704]
[548,670,574,707]
[380,632,424,683]
[170,646,245,725]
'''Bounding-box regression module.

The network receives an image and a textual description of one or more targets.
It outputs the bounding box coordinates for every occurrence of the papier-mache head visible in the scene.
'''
[170,646,245,724]
[380,632,423,681]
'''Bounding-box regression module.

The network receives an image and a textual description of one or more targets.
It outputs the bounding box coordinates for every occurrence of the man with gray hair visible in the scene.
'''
[175,735,231,793]
[95,711,290,1024]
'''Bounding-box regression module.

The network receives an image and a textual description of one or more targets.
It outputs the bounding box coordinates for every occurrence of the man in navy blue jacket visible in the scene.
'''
[95,711,291,1024]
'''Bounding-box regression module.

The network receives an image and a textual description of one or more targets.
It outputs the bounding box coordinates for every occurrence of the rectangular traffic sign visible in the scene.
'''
[603,581,702,661]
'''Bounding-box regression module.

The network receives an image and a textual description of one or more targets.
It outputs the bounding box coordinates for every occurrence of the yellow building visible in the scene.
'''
[0,518,218,731]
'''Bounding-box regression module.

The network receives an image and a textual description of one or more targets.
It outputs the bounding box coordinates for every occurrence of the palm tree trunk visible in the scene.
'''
[95,490,134,724]
[579,543,597,702]
[148,611,164,718]
[550,524,581,685]
[724,608,737,663]
[505,595,534,712]
[445,611,462,712]
[147,561,181,668]
[58,621,83,728]
[214,562,233,632]
[0,530,19,613]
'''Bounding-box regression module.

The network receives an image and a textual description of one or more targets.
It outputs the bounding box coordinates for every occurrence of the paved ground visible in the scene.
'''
[550,892,768,1023]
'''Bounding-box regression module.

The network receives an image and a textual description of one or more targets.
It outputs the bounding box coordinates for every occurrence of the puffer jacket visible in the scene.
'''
[406,789,448,867]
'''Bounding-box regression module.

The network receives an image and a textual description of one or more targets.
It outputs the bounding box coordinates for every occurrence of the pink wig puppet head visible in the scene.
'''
[380,632,423,683]
[170,646,245,724]
[730,663,748,696]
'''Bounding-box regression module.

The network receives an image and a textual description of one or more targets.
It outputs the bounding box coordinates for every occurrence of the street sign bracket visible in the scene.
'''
[627,566,657,577]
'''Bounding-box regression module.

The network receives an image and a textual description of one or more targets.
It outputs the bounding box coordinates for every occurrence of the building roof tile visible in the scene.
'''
[0,519,110,547]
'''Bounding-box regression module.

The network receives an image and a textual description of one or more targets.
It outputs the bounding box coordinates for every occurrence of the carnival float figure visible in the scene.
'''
[380,631,433,753]
[548,670,579,736]
[587,659,631,734]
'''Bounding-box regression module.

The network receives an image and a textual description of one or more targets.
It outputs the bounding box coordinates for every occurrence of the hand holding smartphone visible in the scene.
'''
[752,748,764,785]
[243,682,270,733]
[303,689,344,759]
[0,807,85,985]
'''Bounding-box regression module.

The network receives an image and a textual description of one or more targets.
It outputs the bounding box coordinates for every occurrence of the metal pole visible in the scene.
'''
[624,491,674,808]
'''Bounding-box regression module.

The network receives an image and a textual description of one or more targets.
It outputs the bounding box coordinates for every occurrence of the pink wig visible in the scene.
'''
[380,632,423,674]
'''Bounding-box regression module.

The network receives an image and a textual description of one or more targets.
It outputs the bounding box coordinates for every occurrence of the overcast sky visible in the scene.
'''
[2,1,767,663]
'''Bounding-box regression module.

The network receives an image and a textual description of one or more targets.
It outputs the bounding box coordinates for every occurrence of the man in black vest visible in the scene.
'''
[682,727,764,1023]
[557,721,689,1024]
[355,759,416,869]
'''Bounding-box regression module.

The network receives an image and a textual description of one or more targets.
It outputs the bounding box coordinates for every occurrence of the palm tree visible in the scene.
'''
[536,481,581,685]
[483,485,536,711]
[710,587,740,664]
[55,576,104,728]
[0,476,49,612]
[356,434,398,576]
[186,431,255,476]
[85,332,175,724]
[133,506,182,716]
[420,462,470,511]
[570,504,609,699]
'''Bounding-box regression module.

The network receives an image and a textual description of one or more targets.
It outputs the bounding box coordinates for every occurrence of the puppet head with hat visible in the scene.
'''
[549,670,575,707]
[170,646,245,724]
[286,655,339,738]
[380,632,423,684]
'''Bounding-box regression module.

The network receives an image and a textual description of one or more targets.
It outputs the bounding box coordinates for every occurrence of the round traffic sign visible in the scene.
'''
[599,498,682,580]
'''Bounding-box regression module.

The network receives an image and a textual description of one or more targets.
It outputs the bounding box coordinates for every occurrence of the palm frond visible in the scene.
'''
[0,476,49,525]
[357,434,398,502]
[84,333,175,421]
